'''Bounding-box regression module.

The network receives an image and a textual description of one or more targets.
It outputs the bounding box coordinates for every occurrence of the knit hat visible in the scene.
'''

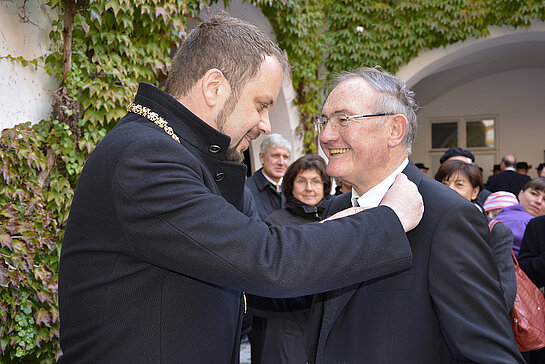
[483,191,519,212]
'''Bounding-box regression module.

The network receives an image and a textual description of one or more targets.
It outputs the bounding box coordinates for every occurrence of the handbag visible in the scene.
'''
[510,250,545,351]
[490,219,545,351]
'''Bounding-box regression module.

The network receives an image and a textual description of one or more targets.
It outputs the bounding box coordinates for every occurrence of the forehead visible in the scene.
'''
[445,172,468,182]
[524,188,545,195]
[323,77,377,115]
[265,146,290,156]
[297,168,320,177]
[240,56,283,102]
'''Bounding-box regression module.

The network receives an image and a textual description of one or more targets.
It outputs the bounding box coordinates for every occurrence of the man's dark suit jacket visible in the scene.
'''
[485,170,531,195]
[246,168,285,220]
[58,83,413,363]
[306,161,524,364]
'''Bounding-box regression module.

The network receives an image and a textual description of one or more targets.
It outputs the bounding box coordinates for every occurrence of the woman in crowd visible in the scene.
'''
[494,177,545,257]
[250,154,331,363]
[435,159,516,310]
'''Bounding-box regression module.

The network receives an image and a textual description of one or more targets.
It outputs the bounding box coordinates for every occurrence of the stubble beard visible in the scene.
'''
[216,92,245,163]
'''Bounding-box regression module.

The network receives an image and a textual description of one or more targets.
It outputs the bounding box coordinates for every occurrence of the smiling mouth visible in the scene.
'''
[330,148,351,155]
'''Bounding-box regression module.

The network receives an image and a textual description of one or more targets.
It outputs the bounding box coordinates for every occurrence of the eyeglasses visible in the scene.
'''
[294,178,324,188]
[313,113,393,133]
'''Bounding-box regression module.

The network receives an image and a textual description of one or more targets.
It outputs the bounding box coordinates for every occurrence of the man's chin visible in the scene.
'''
[226,147,244,163]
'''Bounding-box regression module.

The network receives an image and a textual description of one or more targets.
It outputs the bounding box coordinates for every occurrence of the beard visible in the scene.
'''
[216,92,245,163]
[226,143,244,163]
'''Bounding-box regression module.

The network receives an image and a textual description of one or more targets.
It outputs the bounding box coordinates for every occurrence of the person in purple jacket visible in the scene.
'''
[494,177,545,256]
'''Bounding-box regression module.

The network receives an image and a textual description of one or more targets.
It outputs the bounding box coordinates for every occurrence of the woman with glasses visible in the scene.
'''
[249,154,331,364]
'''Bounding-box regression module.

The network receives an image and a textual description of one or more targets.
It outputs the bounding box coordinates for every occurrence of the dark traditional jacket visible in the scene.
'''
[58,83,413,363]
[307,162,524,364]
[245,168,284,220]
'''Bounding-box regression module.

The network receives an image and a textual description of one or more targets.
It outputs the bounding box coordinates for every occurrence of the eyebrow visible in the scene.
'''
[321,108,352,117]
[259,97,274,106]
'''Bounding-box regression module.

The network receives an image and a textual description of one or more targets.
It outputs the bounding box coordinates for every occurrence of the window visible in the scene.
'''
[431,116,496,150]
[432,122,457,149]
[466,119,495,148]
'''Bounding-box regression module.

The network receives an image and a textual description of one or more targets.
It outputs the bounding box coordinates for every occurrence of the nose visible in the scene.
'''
[258,113,272,135]
[319,121,338,147]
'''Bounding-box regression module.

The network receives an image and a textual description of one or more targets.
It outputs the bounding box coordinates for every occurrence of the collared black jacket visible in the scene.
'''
[58,83,413,363]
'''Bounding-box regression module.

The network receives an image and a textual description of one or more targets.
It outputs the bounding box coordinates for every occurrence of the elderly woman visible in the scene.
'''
[435,159,516,310]
[249,154,331,364]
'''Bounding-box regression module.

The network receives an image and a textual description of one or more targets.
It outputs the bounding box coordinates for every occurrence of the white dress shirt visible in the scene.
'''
[351,158,409,208]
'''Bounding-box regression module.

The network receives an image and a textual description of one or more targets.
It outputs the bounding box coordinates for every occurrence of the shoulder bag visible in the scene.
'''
[489,219,545,352]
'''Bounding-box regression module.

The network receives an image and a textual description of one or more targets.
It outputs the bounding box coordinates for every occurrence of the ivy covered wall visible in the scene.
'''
[1,0,544,361]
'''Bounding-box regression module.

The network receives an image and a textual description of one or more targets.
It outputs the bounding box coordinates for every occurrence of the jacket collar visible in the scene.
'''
[285,195,328,218]
[252,168,275,191]
[132,82,232,161]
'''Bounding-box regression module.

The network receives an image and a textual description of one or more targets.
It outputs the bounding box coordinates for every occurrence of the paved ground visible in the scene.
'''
[240,341,251,364]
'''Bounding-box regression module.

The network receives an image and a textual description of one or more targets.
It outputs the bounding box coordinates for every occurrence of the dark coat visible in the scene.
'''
[488,217,517,310]
[485,170,531,195]
[306,161,524,364]
[58,83,413,363]
[250,196,328,364]
[519,215,545,287]
[265,195,328,227]
[245,168,284,220]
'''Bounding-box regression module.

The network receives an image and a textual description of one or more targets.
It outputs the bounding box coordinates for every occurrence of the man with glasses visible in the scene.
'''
[306,67,523,363]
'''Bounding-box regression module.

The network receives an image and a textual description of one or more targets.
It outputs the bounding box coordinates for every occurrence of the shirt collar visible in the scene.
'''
[262,171,282,187]
[351,158,409,208]
[505,167,516,171]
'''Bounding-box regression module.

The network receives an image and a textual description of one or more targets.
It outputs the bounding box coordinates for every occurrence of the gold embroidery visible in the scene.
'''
[127,102,181,144]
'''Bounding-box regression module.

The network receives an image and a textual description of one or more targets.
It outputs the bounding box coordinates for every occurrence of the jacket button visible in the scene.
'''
[208,145,221,153]
[214,172,225,182]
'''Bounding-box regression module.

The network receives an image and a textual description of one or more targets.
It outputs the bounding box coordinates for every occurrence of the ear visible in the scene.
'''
[259,153,265,165]
[201,68,228,107]
[471,187,480,201]
[387,114,408,148]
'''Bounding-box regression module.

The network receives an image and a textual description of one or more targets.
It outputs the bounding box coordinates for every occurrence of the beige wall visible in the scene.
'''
[412,68,545,180]
[0,1,58,131]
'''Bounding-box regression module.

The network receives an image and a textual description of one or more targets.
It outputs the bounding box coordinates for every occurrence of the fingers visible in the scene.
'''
[381,173,424,232]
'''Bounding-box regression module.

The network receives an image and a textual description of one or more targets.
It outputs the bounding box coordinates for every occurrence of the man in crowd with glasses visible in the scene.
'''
[306,67,523,363]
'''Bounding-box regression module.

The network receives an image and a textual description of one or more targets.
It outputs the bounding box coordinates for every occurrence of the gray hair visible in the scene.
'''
[166,13,291,100]
[259,133,292,155]
[330,66,419,154]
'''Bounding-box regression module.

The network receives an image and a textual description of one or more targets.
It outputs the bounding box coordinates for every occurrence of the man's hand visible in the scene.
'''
[321,207,366,223]
[380,173,424,232]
